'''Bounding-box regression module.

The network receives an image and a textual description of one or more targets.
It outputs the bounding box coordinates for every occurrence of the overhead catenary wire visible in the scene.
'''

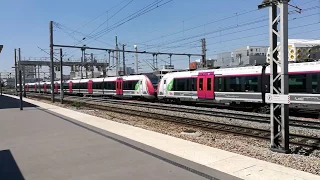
[61,0,173,60]
[147,5,320,51]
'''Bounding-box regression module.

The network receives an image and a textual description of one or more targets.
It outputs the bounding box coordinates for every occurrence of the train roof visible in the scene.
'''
[162,61,320,78]
[66,74,152,83]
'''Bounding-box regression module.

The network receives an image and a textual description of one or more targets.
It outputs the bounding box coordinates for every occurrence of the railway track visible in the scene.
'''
[21,92,320,150]
[65,96,320,130]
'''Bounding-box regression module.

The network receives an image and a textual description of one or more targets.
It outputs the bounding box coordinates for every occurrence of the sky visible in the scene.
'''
[0,0,320,75]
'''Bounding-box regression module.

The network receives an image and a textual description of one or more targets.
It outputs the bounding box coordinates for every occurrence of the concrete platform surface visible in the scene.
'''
[0,95,238,180]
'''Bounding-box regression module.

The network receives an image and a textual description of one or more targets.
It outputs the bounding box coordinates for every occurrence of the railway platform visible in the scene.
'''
[0,95,237,180]
[1,95,320,180]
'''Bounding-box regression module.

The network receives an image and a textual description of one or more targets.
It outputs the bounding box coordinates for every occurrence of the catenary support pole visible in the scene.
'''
[18,48,23,110]
[23,66,26,97]
[258,0,290,153]
[0,72,2,96]
[107,50,111,77]
[115,36,118,76]
[14,49,17,95]
[134,45,138,74]
[50,20,55,103]
[188,55,191,70]
[91,53,94,78]
[38,65,40,94]
[155,54,158,70]
[60,48,64,104]
[122,44,126,75]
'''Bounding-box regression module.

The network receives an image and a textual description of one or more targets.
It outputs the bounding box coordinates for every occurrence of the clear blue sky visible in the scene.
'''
[0,0,319,74]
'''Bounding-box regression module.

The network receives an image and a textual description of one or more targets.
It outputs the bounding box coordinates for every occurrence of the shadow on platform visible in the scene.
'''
[0,150,25,180]
[0,95,37,110]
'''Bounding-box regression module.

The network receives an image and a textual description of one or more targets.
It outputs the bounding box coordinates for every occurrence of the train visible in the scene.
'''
[23,61,320,112]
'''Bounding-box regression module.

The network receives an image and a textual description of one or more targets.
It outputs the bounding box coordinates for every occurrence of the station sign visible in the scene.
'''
[265,93,290,104]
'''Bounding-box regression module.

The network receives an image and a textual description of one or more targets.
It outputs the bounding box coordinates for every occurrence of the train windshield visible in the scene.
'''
[145,73,159,89]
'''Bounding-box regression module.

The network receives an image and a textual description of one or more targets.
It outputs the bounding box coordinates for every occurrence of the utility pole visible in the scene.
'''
[91,53,94,78]
[85,52,88,79]
[201,38,207,68]
[169,54,172,66]
[122,44,126,75]
[155,54,158,70]
[115,36,119,76]
[258,0,290,153]
[0,72,2,96]
[23,66,26,97]
[188,55,191,70]
[18,48,23,110]
[81,48,85,79]
[60,48,64,104]
[38,65,40,94]
[107,50,111,77]
[134,45,138,74]
[112,51,115,67]
[14,49,17,95]
[50,20,55,103]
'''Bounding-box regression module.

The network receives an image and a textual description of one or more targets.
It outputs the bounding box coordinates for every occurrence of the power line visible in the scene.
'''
[86,0,173,44]
[145,5,320,51]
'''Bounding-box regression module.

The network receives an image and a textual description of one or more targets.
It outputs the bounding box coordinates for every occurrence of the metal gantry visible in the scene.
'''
[259,0,290,153]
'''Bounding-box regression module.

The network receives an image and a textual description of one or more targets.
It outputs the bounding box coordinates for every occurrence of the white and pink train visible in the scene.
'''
[25,61,320,110]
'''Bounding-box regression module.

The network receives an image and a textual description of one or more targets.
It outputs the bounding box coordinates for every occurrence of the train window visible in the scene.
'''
[312,74,319,93]
[104,82,116,90]
[244,76,258,92]
[176,79,186,91]
[289,74,306,93]
[123,80,139,90]
[191,78,197,91]
[229,77,242,92]
[199,78,203,90]
[164,80,166,84]
[214,77,223,92]
[171,78,196,91]
[72,83,79,89]
[207,78,212,90]
[93,82,102,89]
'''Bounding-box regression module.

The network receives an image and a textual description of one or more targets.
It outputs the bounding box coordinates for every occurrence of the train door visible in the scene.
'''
[69,81,73,93]
[116,78,123,95]
[88,80,93,94]
[137,80,143,95]
[55,82,59,93]
[162,79,167,96]
[44,83,47,92]
[197,72,214,99]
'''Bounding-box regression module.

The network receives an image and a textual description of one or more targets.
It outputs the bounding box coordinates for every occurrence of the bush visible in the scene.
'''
[71,101,82,108]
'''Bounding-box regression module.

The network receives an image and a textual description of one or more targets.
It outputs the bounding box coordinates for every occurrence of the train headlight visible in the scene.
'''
[297,49,301,53]
[290,55,295,59]
[290,49,295,54]
[297,54,301,59]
